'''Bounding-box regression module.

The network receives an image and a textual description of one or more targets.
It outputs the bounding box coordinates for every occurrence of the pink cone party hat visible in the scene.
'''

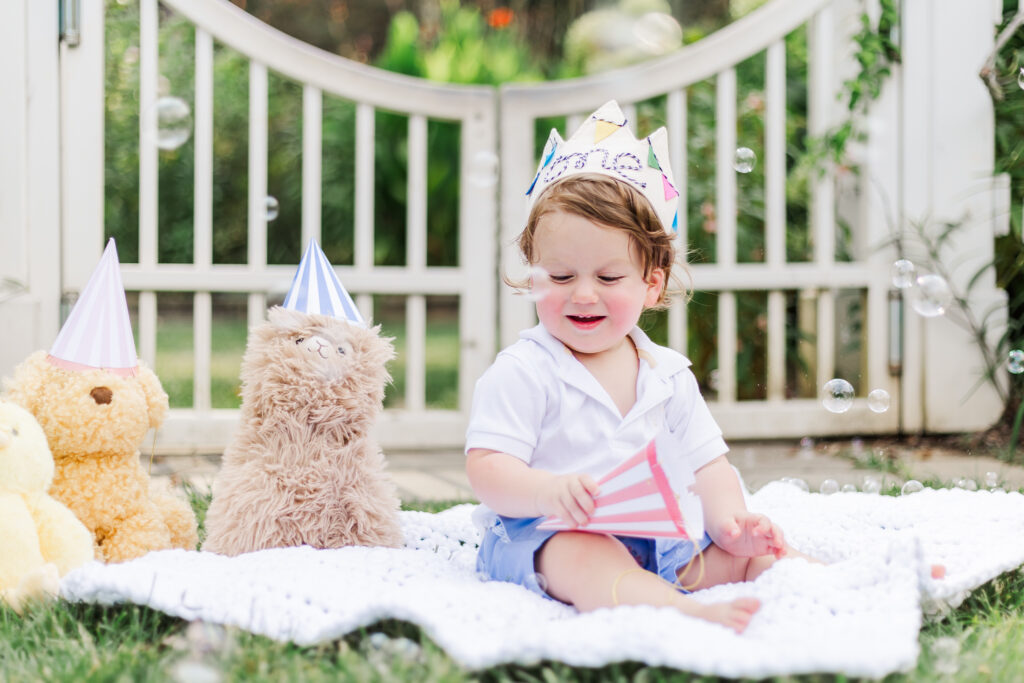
[47,238,138,377]
[525,100,681,233]
[282,240,364,324]
[538,436,705,540]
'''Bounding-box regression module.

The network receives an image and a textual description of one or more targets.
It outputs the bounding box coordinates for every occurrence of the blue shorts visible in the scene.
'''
[477,514,714,601]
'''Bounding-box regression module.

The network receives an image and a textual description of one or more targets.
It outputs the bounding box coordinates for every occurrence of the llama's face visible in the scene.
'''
[240,307,395,425]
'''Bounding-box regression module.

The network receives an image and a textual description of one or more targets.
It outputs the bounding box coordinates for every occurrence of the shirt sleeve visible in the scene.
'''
[666,368,728,471]
[465,350,547,464]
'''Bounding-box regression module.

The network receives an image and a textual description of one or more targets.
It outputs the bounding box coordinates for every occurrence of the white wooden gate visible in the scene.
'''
[58,0,497,452]
[0,0,1007,452]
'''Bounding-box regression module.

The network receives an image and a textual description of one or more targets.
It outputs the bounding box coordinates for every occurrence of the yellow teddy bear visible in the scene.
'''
[0,400,94,613]
[4,352,199,563]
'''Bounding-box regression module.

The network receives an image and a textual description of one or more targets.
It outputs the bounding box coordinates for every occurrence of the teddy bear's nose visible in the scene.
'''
[90,386,113,405]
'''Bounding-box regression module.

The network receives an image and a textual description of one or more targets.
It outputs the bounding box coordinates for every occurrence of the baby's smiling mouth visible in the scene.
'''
[567,315,605,325]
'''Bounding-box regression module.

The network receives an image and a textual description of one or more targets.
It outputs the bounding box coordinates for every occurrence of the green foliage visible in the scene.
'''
[992,1,1024,438]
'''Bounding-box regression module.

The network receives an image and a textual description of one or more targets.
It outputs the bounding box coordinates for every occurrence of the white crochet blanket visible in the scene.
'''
[61,484,1024,679]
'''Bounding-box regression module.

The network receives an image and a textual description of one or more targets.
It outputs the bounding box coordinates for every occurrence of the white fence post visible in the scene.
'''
[0,1,63,379]
[896,0,1006,432]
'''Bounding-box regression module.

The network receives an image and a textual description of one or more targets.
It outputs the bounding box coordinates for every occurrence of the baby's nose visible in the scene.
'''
[90,386,113,405]
[571,281,598,303]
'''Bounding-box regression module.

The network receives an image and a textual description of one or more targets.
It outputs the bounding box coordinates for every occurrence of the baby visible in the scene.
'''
[465,101,810,633]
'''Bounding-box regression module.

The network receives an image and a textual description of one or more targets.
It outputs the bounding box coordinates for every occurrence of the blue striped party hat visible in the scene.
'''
[282,240,364,324]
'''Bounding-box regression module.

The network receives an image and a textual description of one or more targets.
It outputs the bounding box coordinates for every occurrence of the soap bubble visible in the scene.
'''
[733,147,756,173]
[264,196,279,221]
[469,150,499,188]
[1018,67,1024,90]
[169,658,221,683]
[890,259,916,289]
[781,477,809,492]
[862,476,882,494]
[955,478,977,491]
[155,96,192,150]
[522,265,551,302]
[533,573,549,593]
[707,368,721,392]
[821,378,854,413]
[985,471,999,489]
[1008,349,1024,375]
[909,274,952,317]
[867,389,890,413]
[819,479,839,495]
[901,480,923,495]
[841,483,857,493]
[633,12,682,55]
[930,636,960,675]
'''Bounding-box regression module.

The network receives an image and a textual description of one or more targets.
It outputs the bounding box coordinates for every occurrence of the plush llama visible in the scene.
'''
[202,306,403,555]
[0,400,94,612]
[3,352,199,563]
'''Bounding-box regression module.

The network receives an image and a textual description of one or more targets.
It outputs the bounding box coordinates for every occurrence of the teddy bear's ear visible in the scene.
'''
[2,350,50,415]
[135,363,169,430]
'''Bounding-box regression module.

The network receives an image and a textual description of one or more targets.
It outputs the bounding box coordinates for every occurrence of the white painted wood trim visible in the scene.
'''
[716,68,737,268]
[500,0,833,114]
[193,291,212,410]
[719,291,737,403]
[405,294,426,411]
[59,0,105,289]
[407,114,427,271]
[247,61,268,272]
[301,85,323,248]
[138,0,159,269]
[161,0,492,117]
[194,29,213,269]
[354,103,374,271]
[667,89,687,355]
[765,40,786,267]
[140,291,157,369]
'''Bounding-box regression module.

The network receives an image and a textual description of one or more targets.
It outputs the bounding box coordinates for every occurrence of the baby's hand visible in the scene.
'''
[535,473,600,527]
[712,512,786,559]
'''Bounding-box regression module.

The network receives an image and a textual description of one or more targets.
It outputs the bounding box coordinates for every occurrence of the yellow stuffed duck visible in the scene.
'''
[0,400,94,613]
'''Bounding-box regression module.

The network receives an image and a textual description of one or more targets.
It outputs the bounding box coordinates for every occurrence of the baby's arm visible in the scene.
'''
[466,449,599,526]
[693,455,786,558]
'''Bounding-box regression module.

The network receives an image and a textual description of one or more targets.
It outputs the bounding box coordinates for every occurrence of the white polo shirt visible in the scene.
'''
[465,324,727,479]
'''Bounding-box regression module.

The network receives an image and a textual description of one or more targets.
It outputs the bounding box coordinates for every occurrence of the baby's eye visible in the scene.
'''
[295,337,305,345]
[549,274,572,283]
[599,276,624,283]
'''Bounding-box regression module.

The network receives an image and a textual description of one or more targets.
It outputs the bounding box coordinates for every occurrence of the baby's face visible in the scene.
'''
[531,210,664,359]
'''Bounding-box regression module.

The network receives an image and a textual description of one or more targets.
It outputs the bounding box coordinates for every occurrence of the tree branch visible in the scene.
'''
[980,10,1024,102]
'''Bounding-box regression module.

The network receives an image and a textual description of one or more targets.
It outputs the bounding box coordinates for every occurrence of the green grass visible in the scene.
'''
[152,309,460,411]
[4,491,1024,682]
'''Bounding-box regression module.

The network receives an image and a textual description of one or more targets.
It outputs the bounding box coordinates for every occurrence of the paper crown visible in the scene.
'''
[537,436,704,540]
[282,240,364,324]
[525,100,680,234]
[48,238,139,376]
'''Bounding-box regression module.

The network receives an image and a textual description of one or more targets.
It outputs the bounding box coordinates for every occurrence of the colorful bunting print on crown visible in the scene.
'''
[47,238,139,377]
[525,100,681,234]
[283,240,364,325]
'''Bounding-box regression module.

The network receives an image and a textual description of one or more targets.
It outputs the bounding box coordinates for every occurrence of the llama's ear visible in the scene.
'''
[136,363,169,429]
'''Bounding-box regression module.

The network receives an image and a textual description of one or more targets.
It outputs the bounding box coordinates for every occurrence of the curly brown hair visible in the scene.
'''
[509,173,688,308]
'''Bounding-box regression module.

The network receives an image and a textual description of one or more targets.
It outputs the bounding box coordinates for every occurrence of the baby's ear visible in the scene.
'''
[136,363,169,430]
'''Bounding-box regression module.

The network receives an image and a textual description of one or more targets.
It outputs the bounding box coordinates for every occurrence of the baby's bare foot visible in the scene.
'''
[697,597,761,633]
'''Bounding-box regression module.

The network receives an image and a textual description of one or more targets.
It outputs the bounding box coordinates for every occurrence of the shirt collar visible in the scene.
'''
[519,324,692,419]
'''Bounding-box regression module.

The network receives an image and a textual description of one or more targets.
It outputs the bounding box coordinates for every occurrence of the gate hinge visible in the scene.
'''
[59,0,81,47]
